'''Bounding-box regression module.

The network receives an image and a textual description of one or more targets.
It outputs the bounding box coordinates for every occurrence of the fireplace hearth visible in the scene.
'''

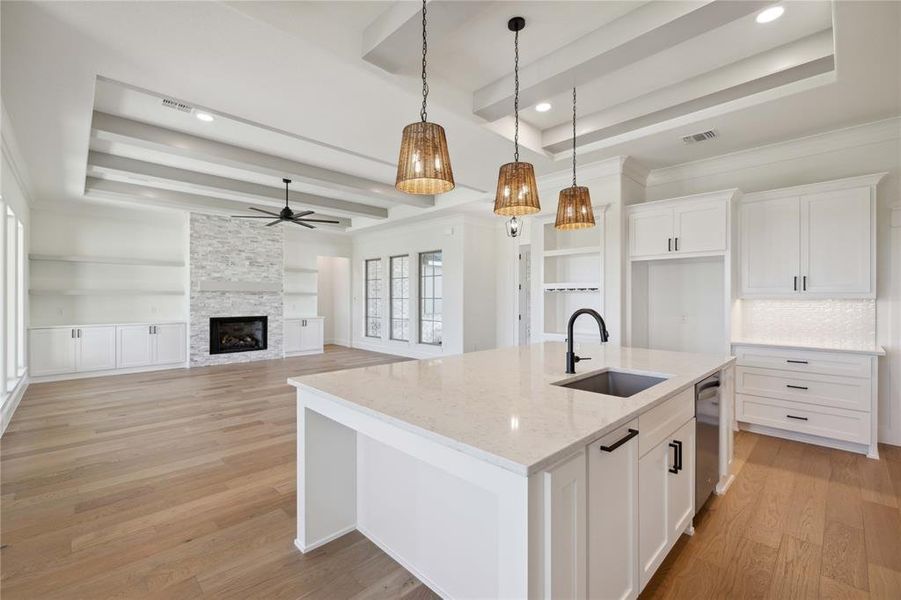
[210,316,268,355]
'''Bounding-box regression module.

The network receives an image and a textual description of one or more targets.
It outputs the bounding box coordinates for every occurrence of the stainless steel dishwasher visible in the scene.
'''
[695,372,720,512]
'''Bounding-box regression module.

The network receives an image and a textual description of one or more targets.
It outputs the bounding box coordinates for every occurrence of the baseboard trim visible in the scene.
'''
[738,421,876,458]
[284,349,325,357]
[357,524,449,599]
[1,376,29,436]
[293,524,357,554]
[29,362,187,384]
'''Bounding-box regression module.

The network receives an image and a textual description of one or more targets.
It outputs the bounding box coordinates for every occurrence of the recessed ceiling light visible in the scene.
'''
[756,5,784,24]
[195,111,214,122]
[535,102,552,113]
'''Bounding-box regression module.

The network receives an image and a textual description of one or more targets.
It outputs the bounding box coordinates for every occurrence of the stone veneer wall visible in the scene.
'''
[190,214,284,366]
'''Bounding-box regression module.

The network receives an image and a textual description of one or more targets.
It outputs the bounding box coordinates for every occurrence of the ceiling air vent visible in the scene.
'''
[682,130,717,144]
[161,98,193,113]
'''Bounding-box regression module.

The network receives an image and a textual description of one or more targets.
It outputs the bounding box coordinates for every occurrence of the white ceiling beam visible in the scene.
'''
[90,111,433,208]
[472,0,768,122]
[362,0,480,73]
[84,177,351,229]
[87,151,388,219]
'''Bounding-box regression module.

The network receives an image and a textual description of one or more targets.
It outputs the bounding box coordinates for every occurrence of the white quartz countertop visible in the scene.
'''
[731,339,886,356]
[289,343,734,476]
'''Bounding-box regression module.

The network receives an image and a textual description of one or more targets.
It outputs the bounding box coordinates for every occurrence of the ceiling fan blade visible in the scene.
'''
[248,207,281,217]
[266,219,283,226]
[232,215,280,219]
[295,218,341,224]
[292,220,315,229]
[293,210,314,218]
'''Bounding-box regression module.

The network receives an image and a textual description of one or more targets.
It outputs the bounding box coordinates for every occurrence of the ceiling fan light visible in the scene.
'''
[396,121,455,195]
[494,161,540,216]
[555,186,595,230]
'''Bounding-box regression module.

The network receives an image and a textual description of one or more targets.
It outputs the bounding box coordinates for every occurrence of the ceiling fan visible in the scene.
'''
[231,178,340,229]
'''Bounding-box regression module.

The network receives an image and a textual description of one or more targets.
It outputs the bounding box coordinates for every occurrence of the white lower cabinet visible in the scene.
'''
[639,417,695,590]
[30,326,116,376]
[588,420,639,600]
[284,317,325,356]
[153,323,187,364]
[117,325,154,368]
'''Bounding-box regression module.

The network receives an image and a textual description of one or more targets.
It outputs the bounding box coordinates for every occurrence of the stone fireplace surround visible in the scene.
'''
[189,214,284,367]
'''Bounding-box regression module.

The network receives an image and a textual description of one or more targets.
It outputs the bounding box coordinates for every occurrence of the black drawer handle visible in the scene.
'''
[786,384,808,390]
[600,428,638,453]
[786,414,808,421]
[668,440,683,474]
[786,359,808,364]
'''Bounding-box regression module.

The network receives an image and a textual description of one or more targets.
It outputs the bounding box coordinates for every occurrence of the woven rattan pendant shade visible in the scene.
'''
[555,186,595,229]
[494,161,540,216]
[396,121,454,195]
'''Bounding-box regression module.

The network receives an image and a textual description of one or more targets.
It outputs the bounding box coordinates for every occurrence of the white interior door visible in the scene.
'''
[76,326,117,372]
[153,323,186,365]
[29,328,77,376]
[629,208,674,258]
[801,187,872,295]
[117,325,154,368]
[741,196,800,296]
[674,201,727,254]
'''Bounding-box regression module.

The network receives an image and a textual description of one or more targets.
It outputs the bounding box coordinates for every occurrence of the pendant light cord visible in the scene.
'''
[285,180,290,208]
[513,27,520,162]
[572,87,577,187]
[420,0,429,122]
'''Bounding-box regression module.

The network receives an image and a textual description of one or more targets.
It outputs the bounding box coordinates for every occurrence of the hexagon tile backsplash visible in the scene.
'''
[736,299,877,349]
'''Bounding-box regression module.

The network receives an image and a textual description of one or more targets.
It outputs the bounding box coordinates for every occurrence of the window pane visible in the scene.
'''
[389,256,409,341]
[418,250,442,346]
[365,259,382,338]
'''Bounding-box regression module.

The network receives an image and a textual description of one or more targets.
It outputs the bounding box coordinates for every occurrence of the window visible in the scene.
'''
[390,255,409,341]
[6,207,18,391]
[365,258,382,338]
[16,220,24,376]
[418,250,442,345]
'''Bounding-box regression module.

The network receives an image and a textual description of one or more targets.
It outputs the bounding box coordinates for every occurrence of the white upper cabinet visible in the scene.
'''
[801,187,872,295]
[740,174,882,299]
[740,196,801,296]
[627,190,736,261]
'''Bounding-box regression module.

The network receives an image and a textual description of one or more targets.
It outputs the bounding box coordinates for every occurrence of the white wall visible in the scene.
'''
[317,255,351,346]
[644,117,901,445]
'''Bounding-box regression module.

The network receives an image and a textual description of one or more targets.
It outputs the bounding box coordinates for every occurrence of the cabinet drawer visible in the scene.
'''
[638,388,693,457]
[733,345,872,378]
[737,393,870,444]
[736,367,871,412]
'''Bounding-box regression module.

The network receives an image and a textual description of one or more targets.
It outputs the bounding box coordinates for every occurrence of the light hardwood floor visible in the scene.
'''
[2,345,900,599]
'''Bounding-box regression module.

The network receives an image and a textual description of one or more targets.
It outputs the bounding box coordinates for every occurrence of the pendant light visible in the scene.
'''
[555,87,595,230]
[494,17,540,217]
[395,0,454,195]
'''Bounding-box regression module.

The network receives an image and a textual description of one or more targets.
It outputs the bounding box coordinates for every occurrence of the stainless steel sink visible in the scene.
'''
[555,370,668,398]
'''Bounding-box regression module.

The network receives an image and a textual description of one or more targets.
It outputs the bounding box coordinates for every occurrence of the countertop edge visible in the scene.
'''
[731,340,886,356]
[289,356,735,477]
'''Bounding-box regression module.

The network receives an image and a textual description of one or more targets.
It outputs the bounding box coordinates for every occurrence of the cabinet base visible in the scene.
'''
[738,421,877,459]
[29,362,187,383]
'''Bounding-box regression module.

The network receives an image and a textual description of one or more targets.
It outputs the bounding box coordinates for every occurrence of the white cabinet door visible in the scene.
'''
[284,319,302,354]
[117,325,154,368]
[741,196,800,296]
[666,418,695,542]
[638,417,695,590]
[29,328,77,376]
[153,323,186,365]
[588,421,639,600]
[300,318,324,352]
[629,208,673,259]
[76,326,117,372]
[545,450,587,600]
[674,201,727,254]
[801,187,872,296]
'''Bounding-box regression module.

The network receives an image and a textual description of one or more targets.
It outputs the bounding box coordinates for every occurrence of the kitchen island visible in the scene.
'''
[288,343,735,599]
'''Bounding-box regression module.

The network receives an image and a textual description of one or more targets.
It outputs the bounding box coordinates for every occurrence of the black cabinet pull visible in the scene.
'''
[71,329,76,339]
[786,414,808,421]
[793,276,798,291]
[786,384,808,390]
[668,440,682,474]
[786,359,808,364]
[674,237,679,251]
[599,428,638,453]
[668,238,672,252]
[802,275,807,291]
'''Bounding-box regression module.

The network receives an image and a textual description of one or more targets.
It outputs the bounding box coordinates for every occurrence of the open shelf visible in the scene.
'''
[285,290,318,296]
[542,246,602,258]
[29,289,185,296]
[285,266,319,274]
[29,254,185,267]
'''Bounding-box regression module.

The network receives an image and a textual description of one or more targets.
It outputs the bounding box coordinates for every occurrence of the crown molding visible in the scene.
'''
[646,117,901,188]
[742,172,888,203]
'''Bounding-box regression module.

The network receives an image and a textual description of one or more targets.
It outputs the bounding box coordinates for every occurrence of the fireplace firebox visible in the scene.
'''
[209,316,268,355]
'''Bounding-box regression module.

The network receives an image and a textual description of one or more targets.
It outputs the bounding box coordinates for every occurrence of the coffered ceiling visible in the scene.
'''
[1,1,898,230]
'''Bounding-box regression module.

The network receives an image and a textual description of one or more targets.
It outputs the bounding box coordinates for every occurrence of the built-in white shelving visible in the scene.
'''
[285,266,319,274]
[542,246,603,258]
[29,254,185,267]
[543,282,601,292]
[285,290,318,296]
